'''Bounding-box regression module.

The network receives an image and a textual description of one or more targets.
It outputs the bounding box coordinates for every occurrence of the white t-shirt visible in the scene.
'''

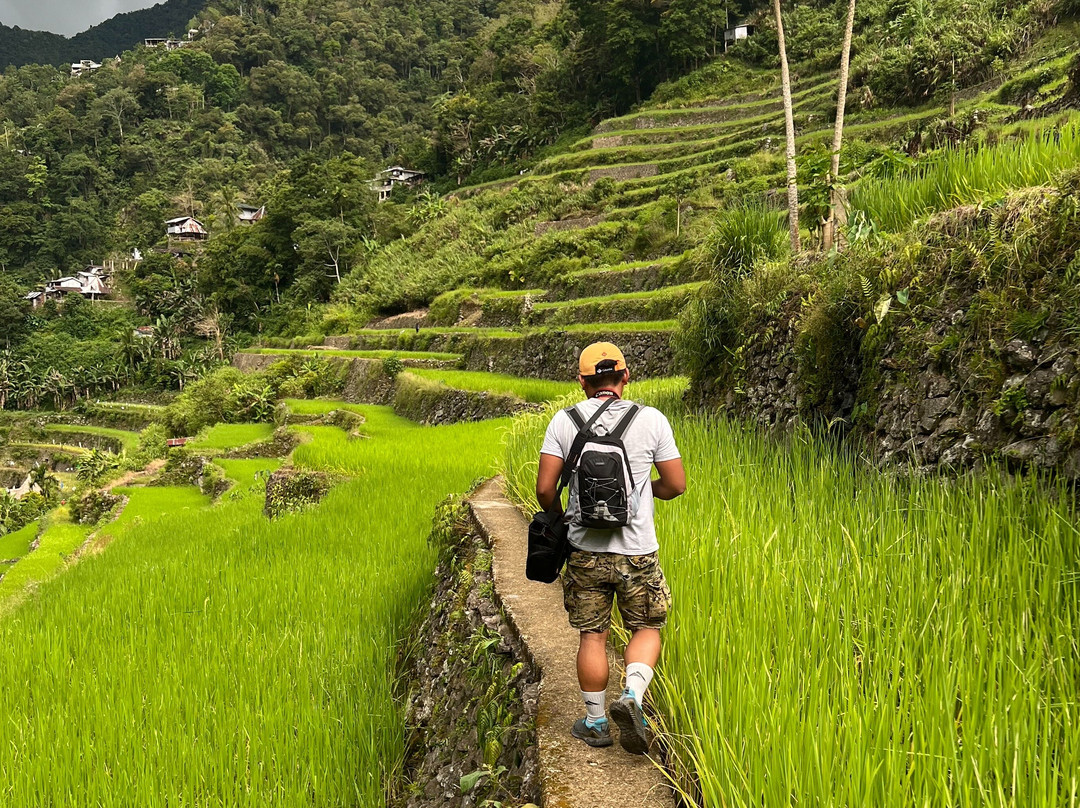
[540,397,681,555]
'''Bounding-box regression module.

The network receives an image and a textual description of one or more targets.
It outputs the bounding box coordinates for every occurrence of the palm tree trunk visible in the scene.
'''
[823,0,857,252]
[773,0,801,253]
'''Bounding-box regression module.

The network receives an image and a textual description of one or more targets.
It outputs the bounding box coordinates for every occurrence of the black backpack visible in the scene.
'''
[526,397,622,583]
[564,400,641,530]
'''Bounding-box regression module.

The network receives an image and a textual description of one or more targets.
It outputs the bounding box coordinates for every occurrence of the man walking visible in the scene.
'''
[535,342,685,755]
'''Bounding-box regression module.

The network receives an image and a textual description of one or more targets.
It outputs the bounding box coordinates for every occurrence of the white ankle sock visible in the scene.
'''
[581,690,607,722]
[625,663,654,707]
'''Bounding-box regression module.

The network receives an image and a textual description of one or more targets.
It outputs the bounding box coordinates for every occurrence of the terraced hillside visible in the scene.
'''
[251,26,1080,390]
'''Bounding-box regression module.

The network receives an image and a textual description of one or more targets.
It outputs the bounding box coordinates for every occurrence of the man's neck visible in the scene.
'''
[592,389,620,399]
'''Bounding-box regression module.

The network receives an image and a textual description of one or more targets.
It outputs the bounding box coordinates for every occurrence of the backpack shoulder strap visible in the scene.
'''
[557,398,614,491]
[607,403,642,442]
[565,405,586,430]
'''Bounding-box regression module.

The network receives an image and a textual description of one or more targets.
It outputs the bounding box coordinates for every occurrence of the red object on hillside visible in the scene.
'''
[166,438,188,447]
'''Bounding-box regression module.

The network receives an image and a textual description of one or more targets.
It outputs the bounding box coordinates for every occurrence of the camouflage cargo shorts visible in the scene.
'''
[561,549,672,633]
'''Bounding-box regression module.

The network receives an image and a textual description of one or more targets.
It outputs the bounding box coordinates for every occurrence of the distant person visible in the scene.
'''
[535,342,686,755]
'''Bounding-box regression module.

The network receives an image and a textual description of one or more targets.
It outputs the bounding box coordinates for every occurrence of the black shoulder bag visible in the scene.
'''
[526,398,615,583]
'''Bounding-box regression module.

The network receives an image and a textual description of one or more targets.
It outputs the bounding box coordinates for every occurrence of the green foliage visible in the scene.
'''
[701,205,790,281]
[264,470,330,520]
[69,489,123,526]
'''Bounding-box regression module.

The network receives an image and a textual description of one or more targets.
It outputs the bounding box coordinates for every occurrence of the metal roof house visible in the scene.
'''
[166,216,209,241]
[237,204,266,224]
[370,166,426,202]
[25,266,112,308]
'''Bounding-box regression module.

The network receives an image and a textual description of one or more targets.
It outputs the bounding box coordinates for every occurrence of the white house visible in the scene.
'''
[70,59,102,78]
[370,166,426,202]
[25,265,112,308]
[144,38,186,50]
[723,24,755,51]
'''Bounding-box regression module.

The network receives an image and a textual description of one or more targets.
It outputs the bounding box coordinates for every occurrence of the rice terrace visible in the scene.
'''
[0,0,1078,804]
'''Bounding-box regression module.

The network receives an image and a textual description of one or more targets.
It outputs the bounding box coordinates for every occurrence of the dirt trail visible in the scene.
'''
[469,477,675,808]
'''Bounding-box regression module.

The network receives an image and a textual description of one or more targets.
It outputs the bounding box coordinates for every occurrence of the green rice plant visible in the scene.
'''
[0,509,91,604]
[504,392,1080,807]
[406,370,580,403]
[852,121,1080,231]
[105,486,210,535]
[45,424,140,453]
[0,405,507,806]
[281,398,367,416]
[0,520,39,561]
[215,459,283,492]
[186,423,275,452]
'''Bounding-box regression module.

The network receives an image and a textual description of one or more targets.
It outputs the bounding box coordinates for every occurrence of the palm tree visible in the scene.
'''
[773,0,801,253]
[823,0,857,252]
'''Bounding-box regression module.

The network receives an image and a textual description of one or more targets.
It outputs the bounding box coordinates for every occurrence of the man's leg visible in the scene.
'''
[624,628,660,709]
[577,629,610,692]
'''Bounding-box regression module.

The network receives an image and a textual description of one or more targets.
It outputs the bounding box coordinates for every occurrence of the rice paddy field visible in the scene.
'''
[406,369,580,403]
[0,510,92,605]
[506,380,1080,807]
[0,404,508,806]
[186,422,276,452]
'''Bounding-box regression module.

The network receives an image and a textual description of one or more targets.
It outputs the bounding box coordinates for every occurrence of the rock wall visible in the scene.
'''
[395,498,541,808]
[394,373,539,425]
[328,328,675,380]
[704,301,1080,478]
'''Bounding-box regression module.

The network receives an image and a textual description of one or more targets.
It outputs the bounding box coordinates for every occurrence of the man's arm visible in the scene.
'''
[652,458,686,501]
[536,453,565,511]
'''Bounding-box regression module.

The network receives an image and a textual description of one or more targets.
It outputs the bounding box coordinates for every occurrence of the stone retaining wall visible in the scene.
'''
[395,498,541,807]
[328,328,675,380]
[701,305,1080,478]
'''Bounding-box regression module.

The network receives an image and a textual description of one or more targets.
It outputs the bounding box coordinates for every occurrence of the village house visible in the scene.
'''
[166,216,209,241]
[25,266,112,309]
[144,38,187,50]
[723,24,756,51]
[370,166,426,202]
[70,59,102,78]
[237,204,266,224]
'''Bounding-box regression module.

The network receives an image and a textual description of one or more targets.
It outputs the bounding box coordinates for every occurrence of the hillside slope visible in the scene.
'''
[0,0,206,69]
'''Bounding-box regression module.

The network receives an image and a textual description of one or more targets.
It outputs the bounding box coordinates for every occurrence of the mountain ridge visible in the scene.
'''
[0,0,205,69]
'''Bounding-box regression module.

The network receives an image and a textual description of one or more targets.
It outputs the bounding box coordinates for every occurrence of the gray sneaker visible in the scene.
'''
[610,689,650,755]
[571,716,613,747]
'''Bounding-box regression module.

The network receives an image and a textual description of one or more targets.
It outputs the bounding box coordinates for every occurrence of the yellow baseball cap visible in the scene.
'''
[578,342,627,376]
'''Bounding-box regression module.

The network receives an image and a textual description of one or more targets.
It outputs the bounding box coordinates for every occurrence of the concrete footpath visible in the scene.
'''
[469,477,675,808]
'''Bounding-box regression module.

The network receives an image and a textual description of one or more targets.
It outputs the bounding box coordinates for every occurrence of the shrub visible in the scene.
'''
[701,205,789,282]
[70,490,123,526]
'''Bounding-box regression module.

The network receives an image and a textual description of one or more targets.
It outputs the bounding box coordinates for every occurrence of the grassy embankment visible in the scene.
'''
[504,380,1079,806]
[0,404,508,806]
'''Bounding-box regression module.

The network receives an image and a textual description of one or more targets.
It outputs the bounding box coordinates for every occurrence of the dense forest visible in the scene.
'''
[0,0,208,70]
[0,0,1076,410]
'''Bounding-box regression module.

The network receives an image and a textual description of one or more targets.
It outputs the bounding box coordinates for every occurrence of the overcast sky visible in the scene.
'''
[0,0,159,36]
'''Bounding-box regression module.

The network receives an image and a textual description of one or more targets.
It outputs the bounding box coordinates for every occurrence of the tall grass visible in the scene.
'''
[852,122,1080,231]
[0,406,507,806]
[702,204,789,279]
[504,391,1080,806]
